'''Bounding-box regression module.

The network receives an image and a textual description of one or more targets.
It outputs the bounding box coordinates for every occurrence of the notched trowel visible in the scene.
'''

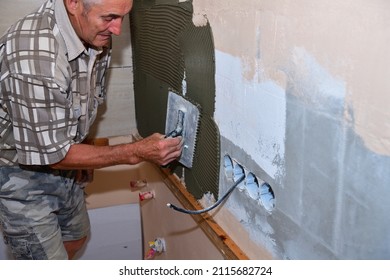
[165,91,200,168]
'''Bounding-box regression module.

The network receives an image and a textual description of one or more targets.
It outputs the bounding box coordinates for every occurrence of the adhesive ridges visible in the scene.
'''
[131,2,220,199]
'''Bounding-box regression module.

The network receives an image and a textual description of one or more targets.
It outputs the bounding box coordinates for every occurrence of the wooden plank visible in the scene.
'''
[159,168,249,260]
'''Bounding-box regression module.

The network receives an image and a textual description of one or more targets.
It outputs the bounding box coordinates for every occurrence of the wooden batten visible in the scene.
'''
[159,168,249,260]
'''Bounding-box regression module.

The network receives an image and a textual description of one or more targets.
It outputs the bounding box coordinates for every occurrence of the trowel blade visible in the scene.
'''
[165,91,200,168]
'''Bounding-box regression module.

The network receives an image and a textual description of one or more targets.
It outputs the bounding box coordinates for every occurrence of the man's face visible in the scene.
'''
[69,0,133,48]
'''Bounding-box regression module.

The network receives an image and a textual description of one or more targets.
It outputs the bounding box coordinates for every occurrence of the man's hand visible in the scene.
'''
[131,133,183,166]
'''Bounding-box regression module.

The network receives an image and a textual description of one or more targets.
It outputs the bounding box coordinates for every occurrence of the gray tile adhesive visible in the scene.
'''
[130,0,220,199]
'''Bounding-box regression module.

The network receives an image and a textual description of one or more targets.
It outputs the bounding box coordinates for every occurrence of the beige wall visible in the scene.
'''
[193,0,390,156]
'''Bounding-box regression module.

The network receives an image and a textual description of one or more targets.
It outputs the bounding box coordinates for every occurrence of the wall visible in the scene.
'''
[89,6,137,138]
[192,0,390,259]
[0,0,137,139]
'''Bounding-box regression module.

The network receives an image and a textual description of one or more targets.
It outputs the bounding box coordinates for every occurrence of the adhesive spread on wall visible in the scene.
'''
[130,0,221,199]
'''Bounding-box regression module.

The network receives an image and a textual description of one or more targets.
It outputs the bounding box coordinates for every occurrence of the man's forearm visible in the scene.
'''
[50,143,137,170]
[50,133,183,170]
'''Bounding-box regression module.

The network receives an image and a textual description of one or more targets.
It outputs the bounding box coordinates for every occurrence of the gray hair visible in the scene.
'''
[82,0,102,13]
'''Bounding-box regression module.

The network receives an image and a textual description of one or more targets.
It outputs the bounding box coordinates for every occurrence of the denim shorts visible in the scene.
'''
[0,165,90,259]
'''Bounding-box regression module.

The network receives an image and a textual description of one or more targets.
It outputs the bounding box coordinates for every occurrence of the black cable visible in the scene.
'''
[167,174,245,215]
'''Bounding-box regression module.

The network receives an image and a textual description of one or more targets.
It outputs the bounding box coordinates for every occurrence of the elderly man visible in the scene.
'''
[0,0,182,259]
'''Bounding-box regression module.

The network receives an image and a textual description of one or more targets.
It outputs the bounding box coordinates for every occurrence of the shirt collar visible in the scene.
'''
[54,0,87,61]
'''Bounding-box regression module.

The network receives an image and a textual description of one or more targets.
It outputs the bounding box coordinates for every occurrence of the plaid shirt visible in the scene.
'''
[0,0,111,166]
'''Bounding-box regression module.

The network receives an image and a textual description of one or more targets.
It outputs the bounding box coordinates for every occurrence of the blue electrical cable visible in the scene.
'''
[166,174,245,215]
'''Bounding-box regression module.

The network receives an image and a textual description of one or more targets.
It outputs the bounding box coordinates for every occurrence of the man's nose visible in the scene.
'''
[109,18,123,36]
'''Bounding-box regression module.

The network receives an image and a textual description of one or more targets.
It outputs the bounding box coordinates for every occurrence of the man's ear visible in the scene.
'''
[63,0,81,16]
